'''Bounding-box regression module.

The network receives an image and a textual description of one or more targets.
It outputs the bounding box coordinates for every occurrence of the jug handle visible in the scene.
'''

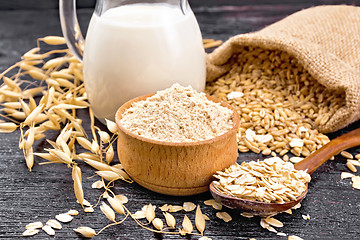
[59,0,85,61]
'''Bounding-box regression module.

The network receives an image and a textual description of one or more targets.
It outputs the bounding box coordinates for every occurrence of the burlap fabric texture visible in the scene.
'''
[206,5,360,133]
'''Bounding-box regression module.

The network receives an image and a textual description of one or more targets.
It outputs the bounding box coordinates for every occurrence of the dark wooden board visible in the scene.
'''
[1,1,360,239]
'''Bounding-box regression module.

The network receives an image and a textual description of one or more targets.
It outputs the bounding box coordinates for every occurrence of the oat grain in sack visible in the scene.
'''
[207,5,360,133]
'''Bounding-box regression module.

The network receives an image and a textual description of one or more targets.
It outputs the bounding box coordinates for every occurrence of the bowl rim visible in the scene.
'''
[115,93,240,146]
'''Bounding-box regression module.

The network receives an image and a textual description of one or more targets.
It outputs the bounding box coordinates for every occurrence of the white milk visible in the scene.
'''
[83,3,206,122]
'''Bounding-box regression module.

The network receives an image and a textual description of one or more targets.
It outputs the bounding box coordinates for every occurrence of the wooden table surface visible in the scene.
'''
[1,1,360,239]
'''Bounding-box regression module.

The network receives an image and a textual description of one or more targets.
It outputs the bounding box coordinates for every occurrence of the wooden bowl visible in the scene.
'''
[115,94,240,196]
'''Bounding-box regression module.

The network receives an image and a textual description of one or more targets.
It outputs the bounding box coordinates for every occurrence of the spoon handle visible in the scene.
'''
[294,127,360,174]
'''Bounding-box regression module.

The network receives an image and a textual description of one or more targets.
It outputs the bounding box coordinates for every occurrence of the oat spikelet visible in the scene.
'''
[96,171,120,181]
[105,144,114,164]
[34,152,62,163]
[25,147,34,171]
[91,180,104,189]
[115,194,128,204]
[84,158,112,171]
[91,140,100,153]
[0,122,17,133]
[98,130,110,143]
[168,205,183,212]
[23,103,44,126]
[152,218,163,231]
[46,219,62,230]
[72,165,84,206]
[49,149,72,164]
[107,196,125,215]
[40,36,66,45]
[55,213,73,223]
[163,212,176,228]
[74,226,96,238]
[100,201,116,222]
[105,119,118,134]
[182,215,193,234]
[68,209,79,216]
[146,203,156,223]
[110,166,131,180]
[25,125,35,150]
[195,205,205,235]
[132,210,146,219]
[27,69,47,80]
[19,98,31,116]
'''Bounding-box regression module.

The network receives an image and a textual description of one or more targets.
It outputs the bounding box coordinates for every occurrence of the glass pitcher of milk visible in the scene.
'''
[59,0,206,123]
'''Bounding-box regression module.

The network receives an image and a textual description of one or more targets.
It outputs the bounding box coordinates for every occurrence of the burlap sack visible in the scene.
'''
[206,5,360,133]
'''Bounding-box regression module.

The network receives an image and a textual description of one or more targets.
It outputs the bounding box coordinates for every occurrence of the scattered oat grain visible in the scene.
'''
[25,221,43,230]
[42,225,55,236]
[55,213,73,223]
[183,202,196,212]
[22,229,40,236]
[341,151,353,159]
[216,212,232,222]
[46,219,62,230]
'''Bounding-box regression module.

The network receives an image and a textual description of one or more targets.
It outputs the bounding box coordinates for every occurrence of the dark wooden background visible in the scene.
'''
[1,1,360,239]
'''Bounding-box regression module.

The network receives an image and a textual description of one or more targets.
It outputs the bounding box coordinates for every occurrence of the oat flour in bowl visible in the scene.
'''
[119,83,233,142]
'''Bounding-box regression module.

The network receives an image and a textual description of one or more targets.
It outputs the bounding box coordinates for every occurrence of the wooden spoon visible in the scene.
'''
[210,127,360,216]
